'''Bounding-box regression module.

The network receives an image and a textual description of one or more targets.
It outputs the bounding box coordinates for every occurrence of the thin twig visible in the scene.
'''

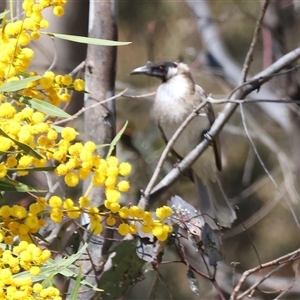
[223,183,284,239]
[70,61,86,77]
[275,278,300,299]
[236,264,286,299]
[210,98,300,104]
[240,104,300,230]
[123,91,156,98]
[47,36,58,72]
[54,88,128,125]
[230,247,300,299]
[241,0,271,82]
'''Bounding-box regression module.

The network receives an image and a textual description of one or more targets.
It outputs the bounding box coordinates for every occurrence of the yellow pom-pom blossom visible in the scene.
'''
[79,196,90,208]
[67,206,81,219]
[129,224,138,234]
[73,78,85,91]
[6,156,18,167]
[118,223,130,236]
[30,266,40,276]
[64,172,79,187]
[152,222,172,242]
[0,103,17,118]
[11,205,27,219]
[0,240,61,299]
[109,202,120,214]
[61,74,73,86]
[107,156,118,166]
[50,208,63,223]
[118,207,130,219]
[156,205,172,219]
[117,180,130,192]
[119,162,132,176]
[0,164,7,178]
[106,216,116,226]
[61,127,77,142]
[53,6,65,17]
[79,167,90,179]
[129,206,144,219]
[63,198,74,209]
[49,196,62,208]
[105,189,121,203]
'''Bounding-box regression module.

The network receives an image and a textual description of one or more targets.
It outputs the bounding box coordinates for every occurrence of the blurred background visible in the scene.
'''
[3,0,300,298]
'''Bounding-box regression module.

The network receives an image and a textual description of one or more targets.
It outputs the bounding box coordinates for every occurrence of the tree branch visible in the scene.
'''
[148,46,300,206]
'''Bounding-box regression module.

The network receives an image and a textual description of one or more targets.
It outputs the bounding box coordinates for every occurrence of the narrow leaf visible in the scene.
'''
[41,273,55,288]
[58,268,103,292]
[0,193,4,204]
[14,243,89,281]
[8,166,56,172]
[0,177,44,192]
[0,128,43,159]
[96,143,110,150]
[0,11,9,19]
[41,32,131,46]
[107,121,128,158]
[69,267,82,299]
[50,124,64,133]
[0,76,41,92]
[29,98,73,118]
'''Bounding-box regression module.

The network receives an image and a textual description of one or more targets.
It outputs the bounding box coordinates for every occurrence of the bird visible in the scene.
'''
[130,61,236,228]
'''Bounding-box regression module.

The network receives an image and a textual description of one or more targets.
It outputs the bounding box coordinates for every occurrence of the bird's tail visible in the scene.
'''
[194,173,236,228]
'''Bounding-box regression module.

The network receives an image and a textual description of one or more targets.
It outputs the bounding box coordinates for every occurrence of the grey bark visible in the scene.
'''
[68,1,118,299]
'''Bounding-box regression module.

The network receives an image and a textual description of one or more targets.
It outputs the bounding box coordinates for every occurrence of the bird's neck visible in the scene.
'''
[153,75,194,124]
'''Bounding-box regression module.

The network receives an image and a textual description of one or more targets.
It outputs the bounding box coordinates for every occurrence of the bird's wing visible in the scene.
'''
[195,85,222,171]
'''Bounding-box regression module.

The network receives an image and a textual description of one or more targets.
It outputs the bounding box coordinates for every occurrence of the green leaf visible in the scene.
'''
[106,121,128,158]
[8,166,56,172]
[14,244,88,280]
[0,193,4,204]
[1,10,9,29]
[13,243,103,292]
[0,177,45,192]
[96,143,110,150]
[59,268,103,292]
[69,267,82,299]
[98,240,145,299]
[41,273,55,288]
[0,76,41,92]
[50,124,64,133]
[0,128,43,159]
[0,11,9,20]
[40,32,131,46]
[29,98,73,118]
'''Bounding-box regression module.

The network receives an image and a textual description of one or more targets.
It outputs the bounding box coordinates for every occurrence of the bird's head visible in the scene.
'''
[130,61,190,82]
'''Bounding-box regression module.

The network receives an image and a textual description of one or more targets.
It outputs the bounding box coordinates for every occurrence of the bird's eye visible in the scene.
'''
[158,66,164,71]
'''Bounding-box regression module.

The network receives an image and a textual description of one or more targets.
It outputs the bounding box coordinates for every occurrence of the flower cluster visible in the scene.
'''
[24,72,85,106]
[0,0,68,83]
[0,198,47,243]
[0,154,133,241]
[0,0,177,298]
[23,0,68,20]
[0,241,61,300]
[1,0,83,106]
[116,205,173,241]
[0,191,173,244]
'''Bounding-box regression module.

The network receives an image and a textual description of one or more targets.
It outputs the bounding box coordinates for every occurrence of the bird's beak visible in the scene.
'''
[129,64,151,75]
[130,62,154,76]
